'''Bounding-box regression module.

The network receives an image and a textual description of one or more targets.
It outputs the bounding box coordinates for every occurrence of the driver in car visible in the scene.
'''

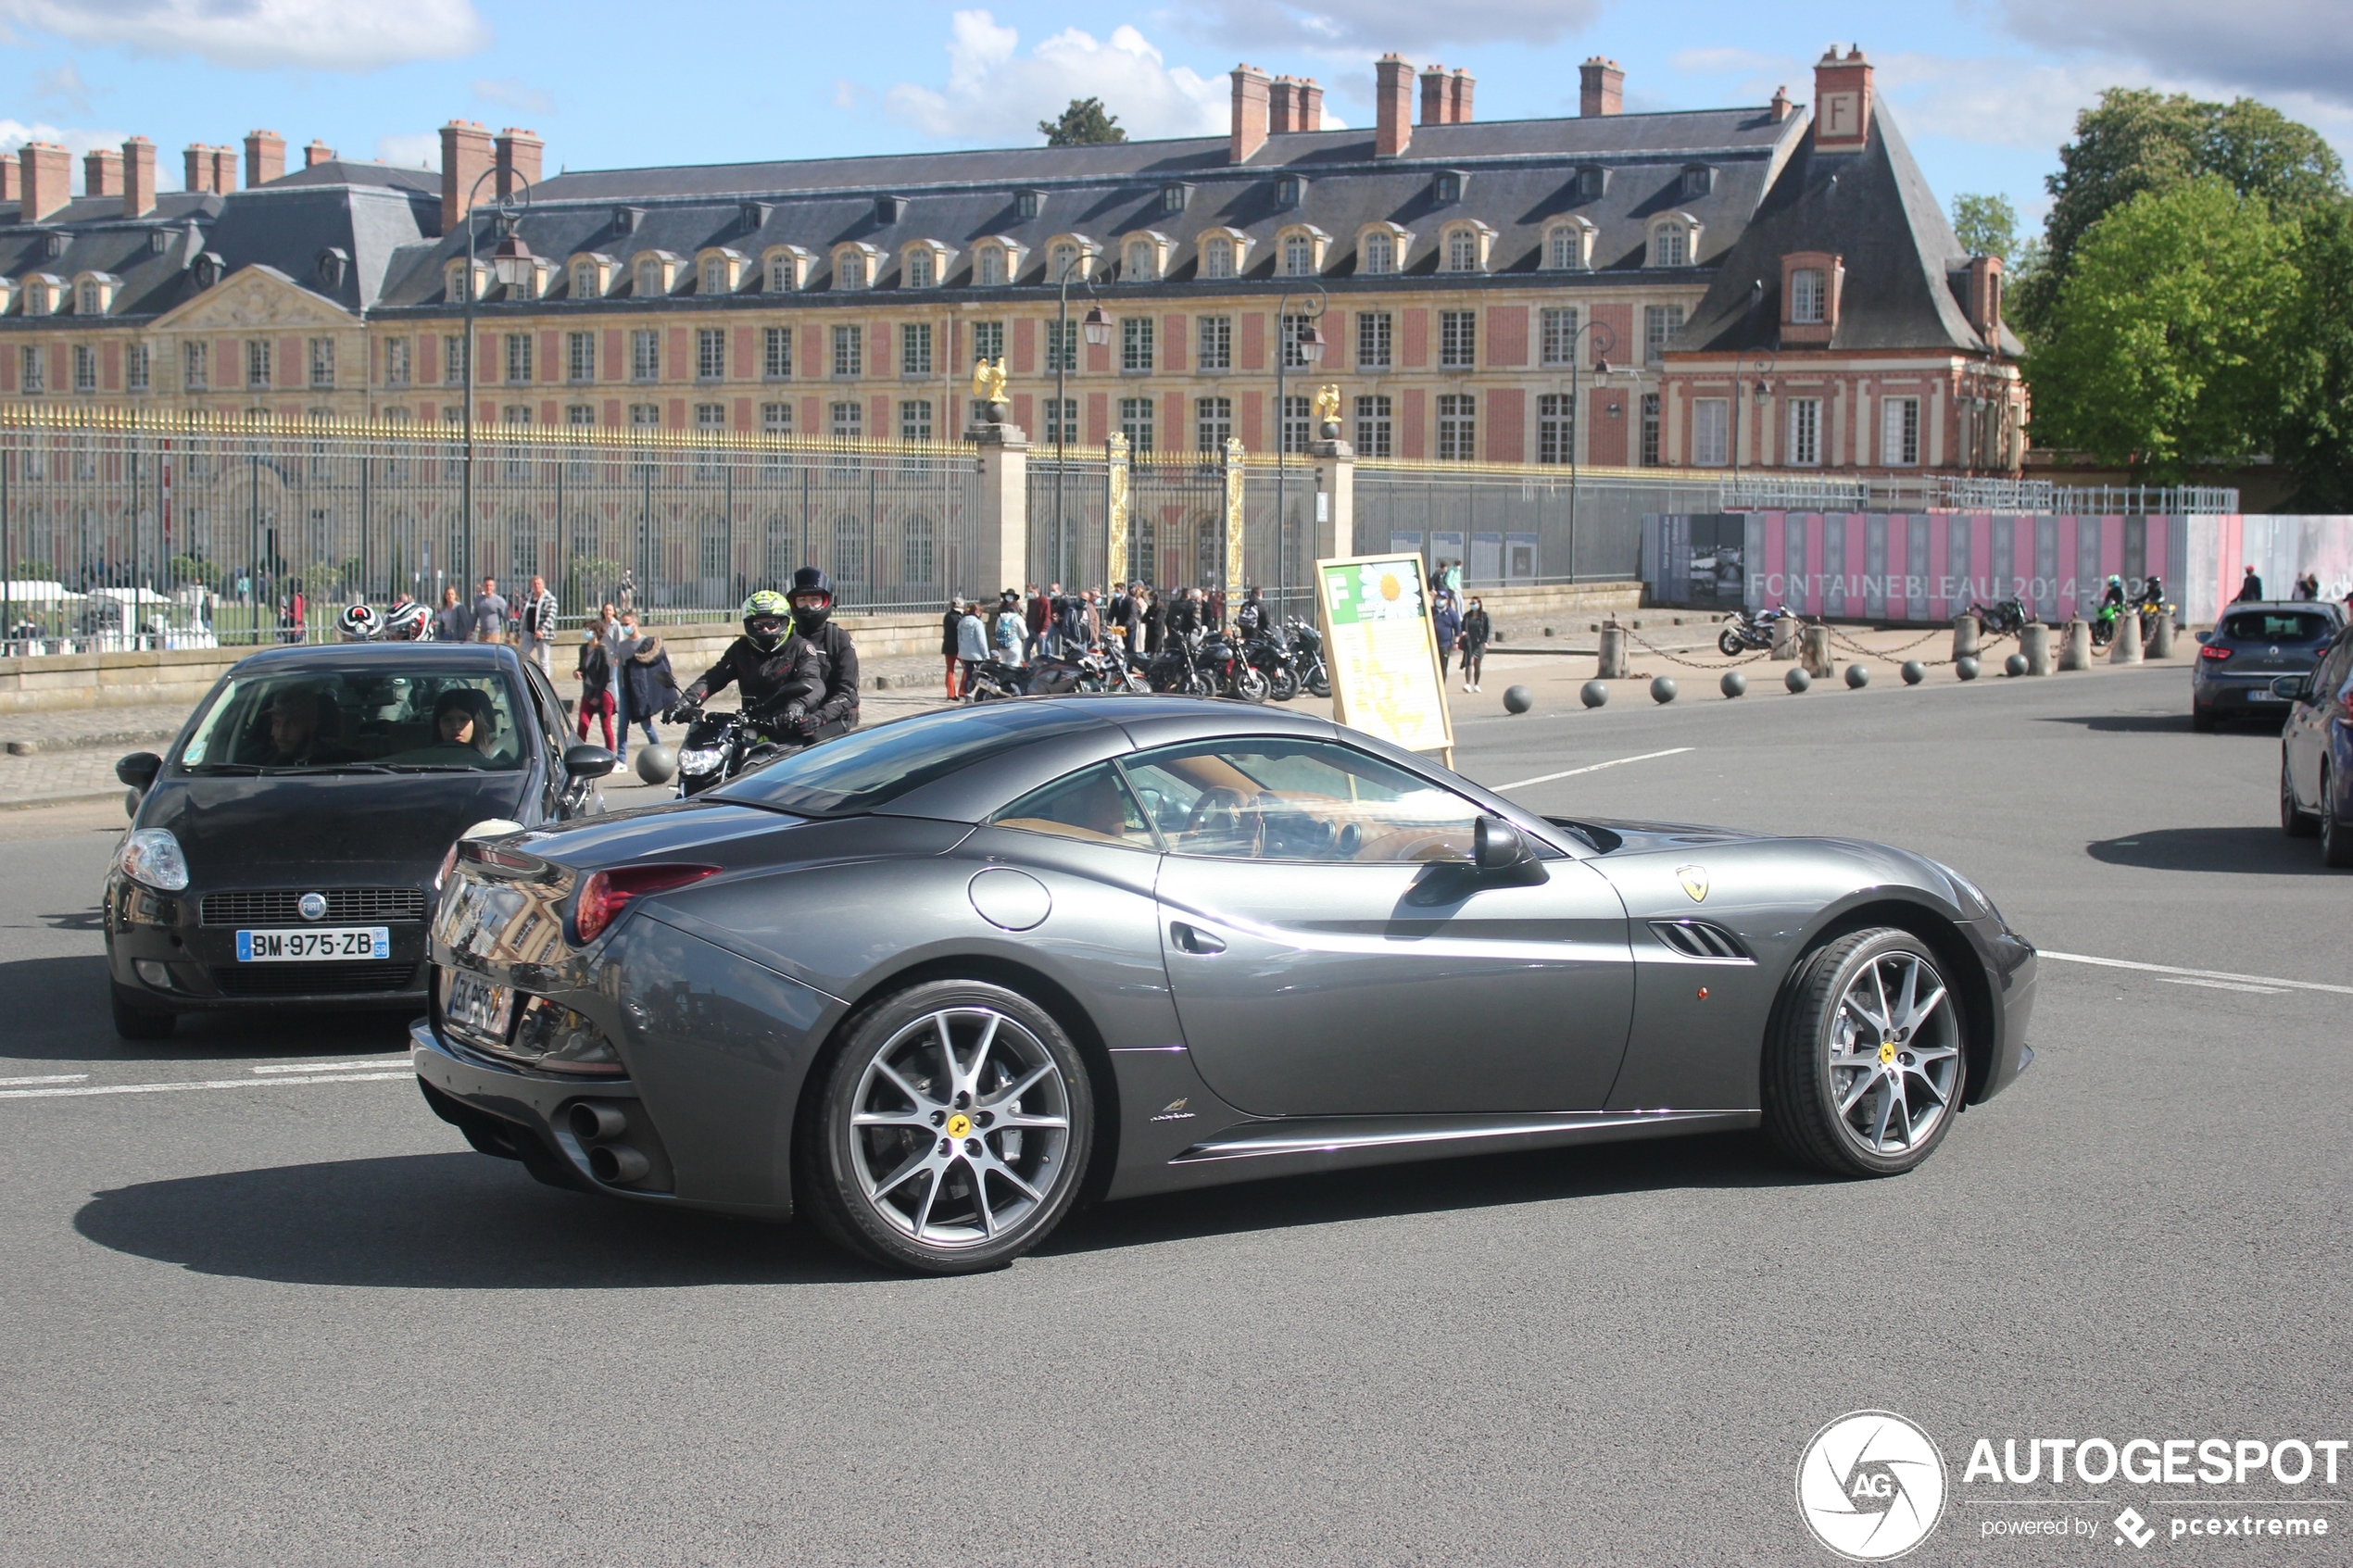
[258,686,348,766]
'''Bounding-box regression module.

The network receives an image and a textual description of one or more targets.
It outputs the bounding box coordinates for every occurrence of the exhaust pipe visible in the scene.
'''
[588,1143,650,1185]
[569,1102,628,1143]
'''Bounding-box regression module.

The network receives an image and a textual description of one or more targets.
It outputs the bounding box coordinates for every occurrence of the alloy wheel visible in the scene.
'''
[847,1007,1073,1249]
[1825,949,1960,1158]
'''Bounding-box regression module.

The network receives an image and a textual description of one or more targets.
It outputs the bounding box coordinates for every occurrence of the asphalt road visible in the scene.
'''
[2,664,2346,1566]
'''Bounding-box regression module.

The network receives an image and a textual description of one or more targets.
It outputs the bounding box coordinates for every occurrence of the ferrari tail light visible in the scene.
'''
[573,863,720,944]
[2198,645,2233,661]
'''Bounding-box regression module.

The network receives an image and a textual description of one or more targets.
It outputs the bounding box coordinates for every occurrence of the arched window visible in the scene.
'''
[1790,268,1826,323]
[1361,232,1395,275]
[1282,234,1314,276]
[1049,243,1078,281]
[702,259,726,295]
[573,261,596,297]
[837,251,869,290]
[1653,224,1689,267]
[907,250,935,287]
[1203,237,1234,280]
[978,246,1006,286]
[767,255,790,292]
[77,281,99,314]
[1546,225,1584,270]
[833,513,868,593]
[901,514,936,590]
[1125,240,1154,281]
[636,257,663,296]
[1446,229,1479,272]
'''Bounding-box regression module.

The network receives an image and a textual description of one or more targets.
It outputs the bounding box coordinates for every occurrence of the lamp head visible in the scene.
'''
[1081,303,1112,346]
[1298,322,1327,365]
[491,232,535,288]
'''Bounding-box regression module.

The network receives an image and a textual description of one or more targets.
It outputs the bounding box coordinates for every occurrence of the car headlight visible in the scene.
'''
[675,746,726,775]
[118,827,190,892]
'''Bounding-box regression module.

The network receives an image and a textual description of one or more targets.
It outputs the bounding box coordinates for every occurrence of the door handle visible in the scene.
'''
[1170,922,1226,955]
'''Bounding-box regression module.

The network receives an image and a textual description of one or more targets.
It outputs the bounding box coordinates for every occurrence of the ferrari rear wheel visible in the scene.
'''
[1762,928,1965,1178]
[800,980,1092,1274]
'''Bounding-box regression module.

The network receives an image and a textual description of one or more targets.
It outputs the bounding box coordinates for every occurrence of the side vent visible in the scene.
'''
[1650,919,1751,960]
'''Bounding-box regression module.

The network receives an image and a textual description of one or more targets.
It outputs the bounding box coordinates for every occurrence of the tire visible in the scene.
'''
[1718,627,1744,658]
[2091,620,2114,649]
[2283,754,2320,837]
[1184,670,1215,698]
[1761,928,1967,1178]
[1307,669,1331,699]
[2323,769,2353,869]
[797,979,1094,1274]
[109,980,175,1041]
[1266,664,1301,703]
[2191,704,2217,734]
[1230,666,1270,704]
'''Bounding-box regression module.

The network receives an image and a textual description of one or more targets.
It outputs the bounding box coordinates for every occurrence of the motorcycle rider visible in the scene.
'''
[1235,586,1268,638]
[2100,575,2126,612]
[676,570,859,746]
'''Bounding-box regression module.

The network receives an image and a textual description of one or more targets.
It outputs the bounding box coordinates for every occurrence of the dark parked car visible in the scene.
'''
[2277,622,2353,866]
[104,642,615,1038]
[414,697,2037,1274]
[2193,603,2346,731]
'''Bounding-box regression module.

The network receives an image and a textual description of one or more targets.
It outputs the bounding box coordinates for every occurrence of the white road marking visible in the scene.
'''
[0,1071,410,1102]
[249,1057,410,1074]
[2041,950,2353,997]
[1494,748,1694,793]
[2158,977,2289,995]
[0,1073,88,1086]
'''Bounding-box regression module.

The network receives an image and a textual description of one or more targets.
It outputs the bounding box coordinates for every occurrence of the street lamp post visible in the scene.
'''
[1566,318,1617,583]
[1271,283,1327,622]
[1052,255,1111,590]
[459,169,535,595]
[1729,347,1775,495]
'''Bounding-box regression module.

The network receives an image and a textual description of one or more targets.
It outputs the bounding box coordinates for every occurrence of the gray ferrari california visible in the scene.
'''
[414,696,2036,1273]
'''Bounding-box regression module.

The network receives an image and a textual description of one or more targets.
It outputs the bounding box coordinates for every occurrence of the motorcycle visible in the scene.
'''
[2136,587,2176,644]
[1142,629,1217,696]
[2090,598,2127,648]
[1284,617,1332,698]
[667,704,794,798]
[964,648,1146,702]
[1717,605,1792,657]
[1201,625,1269,703]
[1969,597,2031,636]
[1242,623,1301,703]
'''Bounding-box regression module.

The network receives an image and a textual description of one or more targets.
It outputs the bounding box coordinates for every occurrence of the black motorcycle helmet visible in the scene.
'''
[787,566,835,634]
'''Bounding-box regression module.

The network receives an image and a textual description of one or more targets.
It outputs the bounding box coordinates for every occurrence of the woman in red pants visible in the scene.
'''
[575,625,616,748]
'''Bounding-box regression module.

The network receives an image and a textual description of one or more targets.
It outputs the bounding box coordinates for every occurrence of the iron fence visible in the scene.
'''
[1354,462,1702,591]
[1025,453,1110,595]
[1128,452,1232,593]
[0,412,983,649]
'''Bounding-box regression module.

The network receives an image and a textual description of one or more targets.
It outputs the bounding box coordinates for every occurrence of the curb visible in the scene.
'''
[3,729,179,758]
[0,788,126,814]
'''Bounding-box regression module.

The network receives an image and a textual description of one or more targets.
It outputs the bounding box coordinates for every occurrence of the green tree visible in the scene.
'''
[1039,97,1125,146]
[2026,178,2300,480]
[2016,89,2344,337]
[1950,193,2019,261]
[2273,196,2353,508]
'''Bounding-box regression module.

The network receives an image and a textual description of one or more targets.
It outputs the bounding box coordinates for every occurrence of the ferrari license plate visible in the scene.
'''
[236,926,390,961]
[441,969,514,1041]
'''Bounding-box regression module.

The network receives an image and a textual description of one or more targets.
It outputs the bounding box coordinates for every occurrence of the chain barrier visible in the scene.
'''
[1620,625,1775,671]
[1608,615,2018,674]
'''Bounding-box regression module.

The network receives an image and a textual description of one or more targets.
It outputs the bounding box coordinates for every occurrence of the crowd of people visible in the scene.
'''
[934,582,1237,697]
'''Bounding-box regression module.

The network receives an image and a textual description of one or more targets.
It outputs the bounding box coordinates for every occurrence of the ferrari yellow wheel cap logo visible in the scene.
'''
[1676,864,1708,902]
[945,1113,972,1138]
[1879,1042,1897,1066]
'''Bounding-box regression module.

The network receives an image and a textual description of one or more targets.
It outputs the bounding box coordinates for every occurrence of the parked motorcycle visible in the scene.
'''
[1243,623,1301,702]
[1285,617,1332,698]
[1142,630,1217,696]
[1201,626,1269,703]
[1969,597,2031,635]
[964,648,1146,702]
[1717,605,1792,657]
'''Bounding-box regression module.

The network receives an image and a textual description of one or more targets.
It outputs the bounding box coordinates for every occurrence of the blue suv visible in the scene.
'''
[2194,603,2343,732]
[2277,622,2353,867]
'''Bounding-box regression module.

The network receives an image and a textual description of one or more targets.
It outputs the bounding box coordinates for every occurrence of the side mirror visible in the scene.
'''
[2271,675,2309,702]
[1474,815,1529,870]
[2194,629,2211,645]
[116,751,162,792]
[562,744,619,781]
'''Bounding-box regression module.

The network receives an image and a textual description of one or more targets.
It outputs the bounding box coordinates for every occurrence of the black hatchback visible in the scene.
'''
[103,642,616,1038]
[2191,602,2346,731]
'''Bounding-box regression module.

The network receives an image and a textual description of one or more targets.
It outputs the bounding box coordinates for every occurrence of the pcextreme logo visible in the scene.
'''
[1798,1410,1950,1561]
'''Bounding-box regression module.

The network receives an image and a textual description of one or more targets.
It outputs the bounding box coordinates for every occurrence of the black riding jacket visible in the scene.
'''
[686,633,832,721]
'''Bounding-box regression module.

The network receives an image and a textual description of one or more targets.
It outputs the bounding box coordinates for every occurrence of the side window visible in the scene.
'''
[1121,738,1485,863]
[520,666,568,754]
[990,762,1159,850]
[2321,635,2353,700]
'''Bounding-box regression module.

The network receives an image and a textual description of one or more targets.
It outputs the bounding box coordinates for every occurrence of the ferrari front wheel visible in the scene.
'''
[799,980,1093,1274]
[1762,928,1966,1178]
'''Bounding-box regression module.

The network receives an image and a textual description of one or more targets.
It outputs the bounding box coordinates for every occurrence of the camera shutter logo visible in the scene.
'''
[1795,1410,1946,1561]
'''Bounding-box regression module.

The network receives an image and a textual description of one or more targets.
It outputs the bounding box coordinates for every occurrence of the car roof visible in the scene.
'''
[225,641,521,674]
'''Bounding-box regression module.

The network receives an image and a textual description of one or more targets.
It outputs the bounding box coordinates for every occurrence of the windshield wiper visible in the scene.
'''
[380,763,486,773]
[181,762,261,775]
[266,763,402,775]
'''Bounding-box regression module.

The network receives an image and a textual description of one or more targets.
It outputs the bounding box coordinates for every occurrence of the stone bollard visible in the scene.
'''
[2109,607,2144,664]
[1771,615,1800,660]
[1799,625,1833,679]
[2147,612,2176,659]
[2057,619,2092,671]
[1597,621,1629,679]
[2020,621,2053,675]
[1952,612,1981,663]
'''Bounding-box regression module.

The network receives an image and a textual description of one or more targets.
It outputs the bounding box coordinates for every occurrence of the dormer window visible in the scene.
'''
[1780,251,1843,342]
[570,253,617,298]
[1049,243,1077,280]
[899,240,954,288]
[875,194,906,224]
[1432,170,1465,204]
[1016,189,1042,220]
[1647,214,1703,268]
[1203,237,1234,280]
[315,248,348,290]
[1277,225,1329,278]
[573,259,598,297]
[969,236,1025,287]
[907,250,934,288]
[696,248,749,295]
[1441,222,1494,274]
[75,278,104,314]
[613,206,642,233]
[1542,218,1594,271]
[1122,232,1174,282]
[20,275,64,316]
[702,258,728,294]
[762,245,814,293]
[836,248,873,290]
[1042,234,1096,284]
[1680,165,1717,199]
[1160,183,1189,215]
[447,257,490,303]
[1790,268,1825,323]
[1360,230,1396,275]
[194,253,224,290]
[1275,175,1303,207]
[635,251,685,296]
[510,258,553,301]
[1574,165,1608,201]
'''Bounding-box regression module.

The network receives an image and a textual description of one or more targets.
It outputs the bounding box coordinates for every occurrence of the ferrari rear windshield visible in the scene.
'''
[711,704,1108,816]
[176,669,528,773]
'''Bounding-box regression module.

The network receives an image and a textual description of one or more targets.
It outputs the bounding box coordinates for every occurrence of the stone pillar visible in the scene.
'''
[1104,432,1130,589]
[2146,611,2175,659]
[1596,621,1629,679]
[2057,619,2091,671]
[1951,612,1980,662]
[1311,435,1354,563]
[2020,621,2052,675]
[2108,606,2143,664]
[1771,615,1799,660]
[1222,437,1247,598]
[965,420,1030,601]
[1800,625,1833,678]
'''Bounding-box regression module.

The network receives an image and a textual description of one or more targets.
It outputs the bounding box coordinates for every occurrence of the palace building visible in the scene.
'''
[0,44,2023,476]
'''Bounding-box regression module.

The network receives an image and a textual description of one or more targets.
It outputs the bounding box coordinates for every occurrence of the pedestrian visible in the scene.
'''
[956,597,989,693]
[575,626,616,748]
[1143,586,1166,655]
[2235,565,2263,602]
[1206,585,1226,629]
[619,624,678,757]
[610,609,644,761]
[291,587,307,643]
[472,576,508,642]
[1023,583,1047,662]
[1433,591,1462,682]
[993,591,1026,665]
[940,597,966,697]
[2294,571,2321,601]
[1460,595,1491,692]
[617,569,635,612]
[1114,583,1145,664]
[1443,558,1465,606]
[518,574,559,674]
[433,584,469,643]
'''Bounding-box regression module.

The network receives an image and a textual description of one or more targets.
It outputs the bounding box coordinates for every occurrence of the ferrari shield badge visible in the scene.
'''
[1676,864,1709,903]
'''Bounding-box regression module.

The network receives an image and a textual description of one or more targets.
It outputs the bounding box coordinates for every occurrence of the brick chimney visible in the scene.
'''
[1447,68,1475,124]
[245,129,285,188]
[0,159,17,204]
[123,137,156,217]
[1297,79,1324,132]
[1420,65,1450,126]
[1966,254,2005,338]
[210,145,238,193]
[84,147,123,198]
[304,139,335,169]
[1228,65,1270,164]
[184,144,210,193]
[1268,77,1300,135]
[1579,57,1624,117]
[440,119,494,228]
[1769,85,1792,122]
[1812,44,1872,152]
[494,127,542,198]
[20,143,71,221]
[1375,55,1414,157]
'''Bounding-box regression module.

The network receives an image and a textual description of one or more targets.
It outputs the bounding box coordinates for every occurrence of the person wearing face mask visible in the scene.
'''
[675,571,856,746]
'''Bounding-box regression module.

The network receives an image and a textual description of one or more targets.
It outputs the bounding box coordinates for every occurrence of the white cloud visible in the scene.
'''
[31,59,93,115]
[1987,0,2353,109]
[1173,0,1605,57]
[886,10,1228,144]
[0,0,491,72]
[472,76,552,117]
[0,117,132,169]
[374,131,438,169]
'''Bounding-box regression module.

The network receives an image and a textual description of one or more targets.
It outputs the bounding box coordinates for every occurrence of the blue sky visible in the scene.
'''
[5,0,2347,239]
